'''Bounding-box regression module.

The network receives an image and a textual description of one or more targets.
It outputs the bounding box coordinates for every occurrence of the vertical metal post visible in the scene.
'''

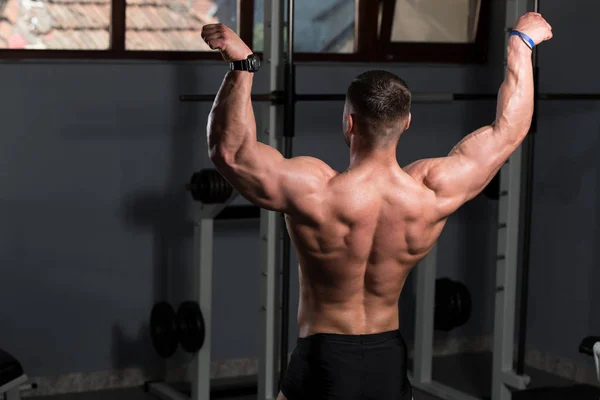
[491,1,533,399]
[516,0,540,376]
[593,343,600,382]
[191,219,213,400]
[279,0,296,381]
[259,1,285,399]
[413,245,437,384]
[410,245,480,399]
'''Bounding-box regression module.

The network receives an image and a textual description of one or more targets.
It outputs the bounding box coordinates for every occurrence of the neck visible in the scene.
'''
[349,136,398,168]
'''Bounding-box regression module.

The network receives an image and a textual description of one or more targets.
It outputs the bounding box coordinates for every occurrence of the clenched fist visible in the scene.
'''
[202,23,252,62]
[513,12,553,46]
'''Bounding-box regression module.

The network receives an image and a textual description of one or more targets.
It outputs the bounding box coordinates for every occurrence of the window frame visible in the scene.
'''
[0,0,490,64]
[0,0,254,60]
[378,0,491,63]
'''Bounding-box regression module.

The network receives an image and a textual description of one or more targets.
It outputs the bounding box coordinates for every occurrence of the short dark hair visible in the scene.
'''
[346,70,411,133]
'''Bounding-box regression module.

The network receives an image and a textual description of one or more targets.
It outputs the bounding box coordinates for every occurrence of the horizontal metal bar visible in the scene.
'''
[538,93,600,100]
[181,93,278,103]
[215,205,260,220]
[181,92,600,103]
[180,92,480,103]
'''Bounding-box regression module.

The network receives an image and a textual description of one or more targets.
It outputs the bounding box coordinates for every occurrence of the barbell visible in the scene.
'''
[186,169,501,204]
[181,92,600,104]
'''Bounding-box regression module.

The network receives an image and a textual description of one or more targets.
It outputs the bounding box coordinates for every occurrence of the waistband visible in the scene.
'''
[298,329,401,345]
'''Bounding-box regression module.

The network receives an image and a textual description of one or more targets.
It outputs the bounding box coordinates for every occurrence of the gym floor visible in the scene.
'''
[30,352,597,400]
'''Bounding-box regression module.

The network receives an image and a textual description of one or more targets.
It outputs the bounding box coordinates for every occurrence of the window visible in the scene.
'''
[378,0,488,63]
[252,0,356,53]
[0,0,111,49]
[0,0,489,63]
[383,0,479,43]
[126,0,238,51]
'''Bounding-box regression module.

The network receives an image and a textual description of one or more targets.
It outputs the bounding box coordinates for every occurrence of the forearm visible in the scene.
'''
[425,13,550,213]
[493,36,534,144]
[207,71,256,162]
[449,37,533,162]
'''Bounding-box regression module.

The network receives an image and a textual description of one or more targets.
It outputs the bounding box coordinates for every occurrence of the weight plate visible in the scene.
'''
[434,278,456,331]
[150,302,178,358]
[454,281,472,328]
[188,169,233,204]
[177,301,206,353]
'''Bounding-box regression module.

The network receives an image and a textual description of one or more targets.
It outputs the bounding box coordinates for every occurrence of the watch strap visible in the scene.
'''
[230,59,250,71]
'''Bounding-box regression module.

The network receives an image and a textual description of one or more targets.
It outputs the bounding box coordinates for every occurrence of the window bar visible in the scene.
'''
[239,0,255,49]
[111,0,126,53]
[356,0,380,56]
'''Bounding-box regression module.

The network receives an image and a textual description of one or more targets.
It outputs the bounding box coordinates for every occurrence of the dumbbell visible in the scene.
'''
[150,301,206,358]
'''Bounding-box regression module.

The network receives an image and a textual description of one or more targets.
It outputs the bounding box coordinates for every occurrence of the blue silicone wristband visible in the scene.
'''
[509,30,534,49]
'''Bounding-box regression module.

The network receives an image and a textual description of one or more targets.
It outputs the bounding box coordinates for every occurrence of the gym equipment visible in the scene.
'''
[147,150,240,400]
[181,91,600,104]
[187,169,233,204]
[177,301,206,354]
[0,348,27,400]
[150,302,179,358]
[434,278,472,332]
[579,336,600,383]
[150,301,207,357]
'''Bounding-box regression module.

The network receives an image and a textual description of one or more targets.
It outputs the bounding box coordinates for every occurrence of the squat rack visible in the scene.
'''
[173,0,600,400]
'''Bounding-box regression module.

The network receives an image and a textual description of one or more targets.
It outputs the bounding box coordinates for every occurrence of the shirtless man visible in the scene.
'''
[202,12,552,400]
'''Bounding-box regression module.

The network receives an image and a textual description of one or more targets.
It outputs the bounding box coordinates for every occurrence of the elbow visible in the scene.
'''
[207,130,237,167]
[209,145,237,168]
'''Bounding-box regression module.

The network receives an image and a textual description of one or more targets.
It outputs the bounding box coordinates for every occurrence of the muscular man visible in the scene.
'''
[202,12,552,400]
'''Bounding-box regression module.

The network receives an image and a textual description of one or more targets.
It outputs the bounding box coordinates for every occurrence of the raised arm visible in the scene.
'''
[202,24,334,215]
[409,13,553,219]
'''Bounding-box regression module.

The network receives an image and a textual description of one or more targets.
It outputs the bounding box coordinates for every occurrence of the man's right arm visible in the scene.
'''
[409,13,552,219]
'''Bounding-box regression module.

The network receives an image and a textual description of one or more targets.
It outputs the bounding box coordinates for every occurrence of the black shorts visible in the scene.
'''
[280,330,412,400]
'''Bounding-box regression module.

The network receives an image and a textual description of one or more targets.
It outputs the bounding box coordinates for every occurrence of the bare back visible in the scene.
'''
[286,163,445,337]
[206,12,546,339]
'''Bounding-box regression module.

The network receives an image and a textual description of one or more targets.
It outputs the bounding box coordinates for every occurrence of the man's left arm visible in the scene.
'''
[203,24,333,214]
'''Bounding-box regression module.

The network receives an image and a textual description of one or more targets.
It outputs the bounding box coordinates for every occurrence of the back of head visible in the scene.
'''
[346,70,411,145]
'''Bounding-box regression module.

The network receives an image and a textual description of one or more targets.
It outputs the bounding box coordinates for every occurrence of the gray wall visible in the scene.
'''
[0,0,596,381]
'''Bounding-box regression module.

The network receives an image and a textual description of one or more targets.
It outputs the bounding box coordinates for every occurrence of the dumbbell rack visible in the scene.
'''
[147,192,236,400]
[409,1,535,400]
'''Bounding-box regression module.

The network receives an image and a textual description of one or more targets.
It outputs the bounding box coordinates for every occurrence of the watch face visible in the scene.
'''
[249,54,260,70]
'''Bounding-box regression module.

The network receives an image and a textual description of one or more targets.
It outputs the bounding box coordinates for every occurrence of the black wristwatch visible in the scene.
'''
[229,54,261,72]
